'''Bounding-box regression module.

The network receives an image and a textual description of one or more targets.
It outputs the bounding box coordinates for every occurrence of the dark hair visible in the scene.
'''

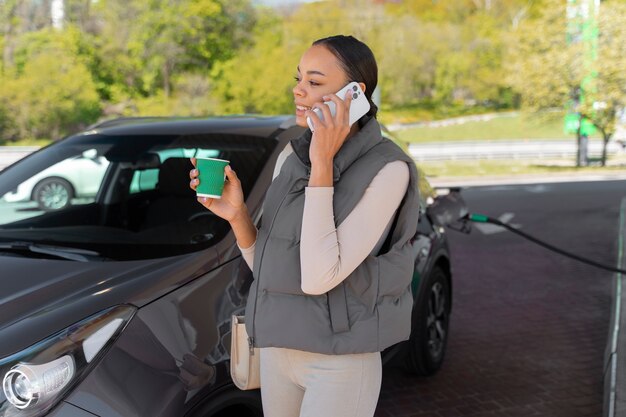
[312,35,378,119]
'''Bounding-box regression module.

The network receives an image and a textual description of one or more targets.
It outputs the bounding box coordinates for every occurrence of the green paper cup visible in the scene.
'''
[196,157,230,199]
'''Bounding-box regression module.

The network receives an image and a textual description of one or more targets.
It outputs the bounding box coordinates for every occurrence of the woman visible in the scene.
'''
[189,35,420,417]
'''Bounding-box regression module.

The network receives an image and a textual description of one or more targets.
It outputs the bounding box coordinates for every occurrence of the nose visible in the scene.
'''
[293,83,305,98]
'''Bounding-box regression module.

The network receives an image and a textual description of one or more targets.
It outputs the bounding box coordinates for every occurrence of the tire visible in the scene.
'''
[405,265,451,376]
[190,388,263,417]
[33,178,74,211]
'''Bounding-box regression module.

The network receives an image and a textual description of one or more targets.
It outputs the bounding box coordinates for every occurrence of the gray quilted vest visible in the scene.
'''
[244,117,420,354]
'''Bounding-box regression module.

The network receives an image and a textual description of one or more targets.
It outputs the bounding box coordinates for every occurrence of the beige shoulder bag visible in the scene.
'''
[230,315,260,390]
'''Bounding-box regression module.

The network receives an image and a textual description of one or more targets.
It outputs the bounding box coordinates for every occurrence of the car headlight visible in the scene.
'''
[0,305,136,417]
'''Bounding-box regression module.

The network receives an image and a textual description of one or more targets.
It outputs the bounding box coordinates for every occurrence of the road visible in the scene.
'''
[0,147,38,170]
[376,180,625,417]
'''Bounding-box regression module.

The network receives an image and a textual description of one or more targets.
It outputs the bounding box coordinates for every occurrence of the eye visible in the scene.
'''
[293,75,320,87]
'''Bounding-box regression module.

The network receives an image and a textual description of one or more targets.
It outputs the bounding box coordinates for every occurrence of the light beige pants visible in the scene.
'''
[259,347,382,417]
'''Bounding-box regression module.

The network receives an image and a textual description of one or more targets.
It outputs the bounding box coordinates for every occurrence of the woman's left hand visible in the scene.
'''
[306,90,353,167]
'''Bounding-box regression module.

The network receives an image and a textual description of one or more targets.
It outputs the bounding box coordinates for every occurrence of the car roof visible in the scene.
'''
[81,115,299,138]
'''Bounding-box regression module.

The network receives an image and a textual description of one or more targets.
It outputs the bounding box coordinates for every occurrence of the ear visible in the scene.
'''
[358,82,366,94]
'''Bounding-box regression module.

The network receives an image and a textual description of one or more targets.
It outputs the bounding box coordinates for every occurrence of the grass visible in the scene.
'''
[378,102,507,125]
[392,111,602,143]
[417,155,626,179]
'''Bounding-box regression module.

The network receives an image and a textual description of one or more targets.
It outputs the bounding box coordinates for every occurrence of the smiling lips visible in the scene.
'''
[296,105,312,111]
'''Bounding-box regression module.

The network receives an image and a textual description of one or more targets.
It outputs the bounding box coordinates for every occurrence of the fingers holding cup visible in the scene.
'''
[190,177,199,191]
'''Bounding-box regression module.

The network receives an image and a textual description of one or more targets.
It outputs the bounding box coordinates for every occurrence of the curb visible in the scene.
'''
[605,197,626,417]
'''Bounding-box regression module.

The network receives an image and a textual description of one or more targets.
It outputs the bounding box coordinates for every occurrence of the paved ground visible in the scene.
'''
[375,180,625,417]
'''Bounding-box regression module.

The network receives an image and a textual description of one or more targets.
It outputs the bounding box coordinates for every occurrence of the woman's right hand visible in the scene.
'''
[189,158,246,223]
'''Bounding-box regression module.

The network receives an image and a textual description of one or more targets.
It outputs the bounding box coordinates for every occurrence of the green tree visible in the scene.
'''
[211,10,296,114]
[213,0,414,114]
[1,0,24,72]
[379,0,543,110]
[86,0,255,101]
[0,28,100,142]
[578,1,626,164]
[127,73,217,117]
[508,0,626,166]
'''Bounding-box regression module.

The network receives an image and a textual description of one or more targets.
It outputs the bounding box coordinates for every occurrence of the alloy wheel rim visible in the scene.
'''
[40,183,69,210]
[426,281,447,359]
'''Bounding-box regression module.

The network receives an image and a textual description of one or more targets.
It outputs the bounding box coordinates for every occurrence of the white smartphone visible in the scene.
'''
[306,81,371,131]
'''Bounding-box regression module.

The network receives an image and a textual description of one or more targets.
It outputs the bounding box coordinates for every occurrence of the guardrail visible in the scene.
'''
[408,139,624,161]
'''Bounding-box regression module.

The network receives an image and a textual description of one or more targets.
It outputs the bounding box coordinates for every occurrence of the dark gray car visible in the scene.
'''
[0,116,462,417]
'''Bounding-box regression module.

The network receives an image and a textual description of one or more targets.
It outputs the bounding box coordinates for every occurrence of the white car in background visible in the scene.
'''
[2,149,109,211]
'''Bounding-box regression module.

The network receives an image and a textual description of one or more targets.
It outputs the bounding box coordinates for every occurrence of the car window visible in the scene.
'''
[0,148,110,218]
[130,168,159,193]
[0,132,276,260]
[129,148,221,194]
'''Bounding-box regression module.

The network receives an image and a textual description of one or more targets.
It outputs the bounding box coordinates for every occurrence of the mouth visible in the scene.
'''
[295,104,312,113]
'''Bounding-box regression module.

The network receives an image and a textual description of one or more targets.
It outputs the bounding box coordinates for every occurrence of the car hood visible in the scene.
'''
[0,247,220,358]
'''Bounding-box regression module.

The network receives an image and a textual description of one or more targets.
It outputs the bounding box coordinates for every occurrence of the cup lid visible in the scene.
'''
[196,157,230,163]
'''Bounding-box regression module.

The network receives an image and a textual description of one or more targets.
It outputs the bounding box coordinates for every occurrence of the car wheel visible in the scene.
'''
[33,178,74,211]
[190,388,263,417]
[405,265,450,376]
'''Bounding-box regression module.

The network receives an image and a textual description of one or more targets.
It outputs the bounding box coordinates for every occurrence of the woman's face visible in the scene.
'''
[292,45,349,128]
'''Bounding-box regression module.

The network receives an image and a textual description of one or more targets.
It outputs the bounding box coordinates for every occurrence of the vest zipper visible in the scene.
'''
[250,179,302,354]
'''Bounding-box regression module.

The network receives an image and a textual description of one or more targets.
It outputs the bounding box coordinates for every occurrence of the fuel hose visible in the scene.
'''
[465,213,626,275]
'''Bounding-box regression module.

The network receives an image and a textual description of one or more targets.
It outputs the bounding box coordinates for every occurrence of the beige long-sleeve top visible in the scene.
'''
[238,142,410,295]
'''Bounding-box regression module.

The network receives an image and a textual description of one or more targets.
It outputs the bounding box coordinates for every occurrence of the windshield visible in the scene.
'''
[0,131,275,260]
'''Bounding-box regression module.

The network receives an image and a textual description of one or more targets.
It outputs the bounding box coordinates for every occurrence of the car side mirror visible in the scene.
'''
[426,189,468,227]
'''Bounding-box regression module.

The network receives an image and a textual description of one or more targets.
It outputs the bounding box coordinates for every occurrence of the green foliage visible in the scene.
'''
[582,1,626,137]
[507,0,580,111]
[125,73,218,116]
[375,16,439,106]
[0,52,100,141]
[86,0,255,99]
[377,0,542,109]
[210,0,529,116]
[6,0,619,148]
[507,0,626,164]
[0,0,257,142]
[0,28,100,142]
[211,10,296,115]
